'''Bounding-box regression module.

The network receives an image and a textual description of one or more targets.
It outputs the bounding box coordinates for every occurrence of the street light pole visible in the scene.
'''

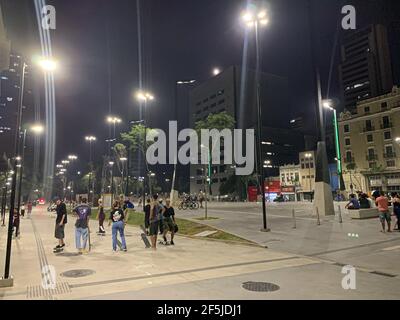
[2,61,27,285]
[16,129,27,214]
[241,6,270,231]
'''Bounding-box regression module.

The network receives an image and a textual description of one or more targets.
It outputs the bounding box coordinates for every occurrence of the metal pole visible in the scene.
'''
[110,165,114,205]
[4,62,26,281]
[292,209,296,229]
[254,22,269,232]
[125,147,130,196]
[338,205,343,223]
[16,129,27,213]
[204,164,208,220]
[316,207,321,226]
[143,108,147,208]
[88,141,92,203]
[170,82,178,202]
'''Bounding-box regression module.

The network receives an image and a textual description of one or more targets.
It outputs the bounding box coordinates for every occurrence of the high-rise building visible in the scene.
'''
[339,24,394,111]
[188,66,305,195]
[0,53,23,157]
[0,4,10,73]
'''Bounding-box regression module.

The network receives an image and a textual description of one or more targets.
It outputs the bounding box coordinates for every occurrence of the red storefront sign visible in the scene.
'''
[265,180,281,193]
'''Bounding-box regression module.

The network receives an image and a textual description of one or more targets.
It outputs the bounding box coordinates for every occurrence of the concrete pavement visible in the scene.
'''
[0,205,399,300]
[180,202,400,276]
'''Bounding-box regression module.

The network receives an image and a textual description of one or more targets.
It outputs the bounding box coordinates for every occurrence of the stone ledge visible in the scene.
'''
[349,208,380,219]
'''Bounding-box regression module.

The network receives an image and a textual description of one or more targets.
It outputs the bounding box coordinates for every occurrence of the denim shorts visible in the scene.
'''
[149,220,159,236]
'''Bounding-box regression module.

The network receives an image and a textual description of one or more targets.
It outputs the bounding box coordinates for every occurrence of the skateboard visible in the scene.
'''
[116,239,123,250]
[53,247,64,254]
[139,225,151,248]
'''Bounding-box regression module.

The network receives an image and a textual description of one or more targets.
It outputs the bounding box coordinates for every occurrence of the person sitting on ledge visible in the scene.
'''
[345,194,360,210]
[358,193,371,209]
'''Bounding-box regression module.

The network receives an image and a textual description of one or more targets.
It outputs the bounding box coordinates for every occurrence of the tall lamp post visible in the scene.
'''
[135,90,154,204]
[241,5,270,232]
[171,79,196,203]
[85,136,96,204]
[16,124,45,213]
[323,100,345,193]
[305,153,313,201]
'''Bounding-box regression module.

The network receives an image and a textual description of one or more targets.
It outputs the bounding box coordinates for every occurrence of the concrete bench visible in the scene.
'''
[349,208,380,219]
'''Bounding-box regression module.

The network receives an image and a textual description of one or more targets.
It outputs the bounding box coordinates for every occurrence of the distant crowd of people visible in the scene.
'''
[53,194,177,254]
[345,191,400,233]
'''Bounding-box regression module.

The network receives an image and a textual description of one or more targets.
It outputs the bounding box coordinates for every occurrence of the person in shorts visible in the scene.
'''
[149,194,164,250]
[162,199,176,245]
[373,191,391,233]
[54,199,67,251]
[144,198,151,235]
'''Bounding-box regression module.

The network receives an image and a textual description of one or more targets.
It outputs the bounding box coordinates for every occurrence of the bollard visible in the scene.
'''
[338,205,343,223]
[316,207,321,226]
[292,209,296,229]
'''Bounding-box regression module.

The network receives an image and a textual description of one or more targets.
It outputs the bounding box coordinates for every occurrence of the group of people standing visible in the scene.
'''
[53,194,177,254]
[345,190,400,233]
[144,194,176,249]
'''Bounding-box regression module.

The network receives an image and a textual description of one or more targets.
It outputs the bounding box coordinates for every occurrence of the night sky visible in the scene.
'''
[1,0,399,174]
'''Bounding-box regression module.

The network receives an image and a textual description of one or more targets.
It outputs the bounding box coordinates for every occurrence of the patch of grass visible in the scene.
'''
[207,230,254,244]
[84,208,253,245]
[194,216,219,221]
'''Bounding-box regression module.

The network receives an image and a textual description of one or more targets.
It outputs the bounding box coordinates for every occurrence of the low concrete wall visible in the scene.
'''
[349,208,380,219]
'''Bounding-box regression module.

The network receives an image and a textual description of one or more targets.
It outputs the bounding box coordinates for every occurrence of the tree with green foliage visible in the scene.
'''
[121,124,156,194]
[195,112,236,196]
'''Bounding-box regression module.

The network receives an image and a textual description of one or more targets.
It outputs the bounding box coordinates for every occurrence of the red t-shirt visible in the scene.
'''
[376,196,389,212]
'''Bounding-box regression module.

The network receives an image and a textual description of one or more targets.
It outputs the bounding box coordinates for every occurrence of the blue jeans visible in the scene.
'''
[75,227,88,250]
[112,221,127,251]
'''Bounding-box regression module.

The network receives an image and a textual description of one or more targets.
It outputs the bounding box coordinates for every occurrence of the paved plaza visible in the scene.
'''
[0,204,399,300]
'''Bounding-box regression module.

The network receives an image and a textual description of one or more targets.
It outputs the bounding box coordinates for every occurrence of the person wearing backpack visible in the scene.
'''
[108,200,127,252]
[73,198,91,254]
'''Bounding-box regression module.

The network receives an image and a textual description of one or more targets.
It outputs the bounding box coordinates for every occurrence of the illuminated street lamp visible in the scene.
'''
[134,90,155,204]
[240,4,270,232]
[85,136,97,203]
[38,58,58,72]
[212,68,221,76]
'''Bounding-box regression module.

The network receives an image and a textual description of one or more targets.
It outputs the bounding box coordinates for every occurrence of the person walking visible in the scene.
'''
[108,200,127,252]
[20,202,26,218]
[54,199,67,252]
[27,201,33,219]
[392,192,400,231]
[96,199,106,234]
[12,208,20,238]
[158,198,165,235]
[144,198,151,235]
[149,194,164,250]
[73,198,91,254]
[162,199,176,245]
[373,191,391,233]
